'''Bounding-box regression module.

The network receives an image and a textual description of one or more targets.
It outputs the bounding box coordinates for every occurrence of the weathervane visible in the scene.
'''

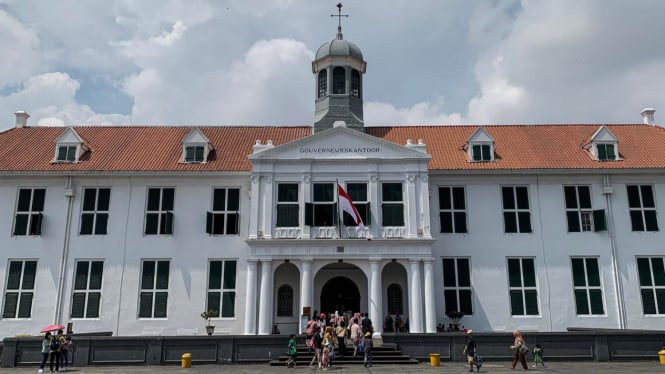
[331,3,349,38]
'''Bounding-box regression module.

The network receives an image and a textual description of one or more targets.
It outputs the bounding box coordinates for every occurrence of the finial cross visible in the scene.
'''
[331,3,349,32]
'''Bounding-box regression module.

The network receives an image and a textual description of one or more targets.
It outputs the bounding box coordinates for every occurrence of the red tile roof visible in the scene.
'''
[1,124,665,172]
[367,124,665,170]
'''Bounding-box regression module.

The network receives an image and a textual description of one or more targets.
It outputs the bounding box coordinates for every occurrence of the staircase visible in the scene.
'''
[269,342,419,366]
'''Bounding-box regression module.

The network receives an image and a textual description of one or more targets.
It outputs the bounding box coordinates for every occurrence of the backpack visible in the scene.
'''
[49,337,61,351]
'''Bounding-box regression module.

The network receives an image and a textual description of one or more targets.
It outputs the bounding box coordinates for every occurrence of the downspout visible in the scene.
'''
[603,174,626,329]
[54,176,75,325]
[115,176,132,336]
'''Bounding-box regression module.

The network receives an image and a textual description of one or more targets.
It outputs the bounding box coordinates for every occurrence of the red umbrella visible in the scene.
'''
[40,324,65,333]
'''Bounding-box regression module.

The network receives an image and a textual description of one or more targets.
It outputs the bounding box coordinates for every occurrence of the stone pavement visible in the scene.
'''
[2,361,664,374]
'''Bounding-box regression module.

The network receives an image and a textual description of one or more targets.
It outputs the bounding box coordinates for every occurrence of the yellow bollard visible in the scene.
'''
[429,353,440,366]
[181,353,192,368]
[659,349,665,365]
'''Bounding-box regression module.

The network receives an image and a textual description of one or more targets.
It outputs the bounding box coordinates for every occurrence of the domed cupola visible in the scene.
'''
[312,3,367,133]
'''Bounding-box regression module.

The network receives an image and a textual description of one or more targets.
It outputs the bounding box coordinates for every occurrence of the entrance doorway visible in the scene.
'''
[320,276,360,314]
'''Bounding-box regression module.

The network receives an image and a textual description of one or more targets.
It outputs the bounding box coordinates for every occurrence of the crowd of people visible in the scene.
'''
[300,310,375,369]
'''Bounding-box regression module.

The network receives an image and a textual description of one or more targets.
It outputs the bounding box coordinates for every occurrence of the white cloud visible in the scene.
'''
[0,10,41,87]
[365,97,465,126]
[0,72,130,126]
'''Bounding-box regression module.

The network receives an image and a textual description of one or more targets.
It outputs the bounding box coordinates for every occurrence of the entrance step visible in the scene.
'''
[268,342,419,366]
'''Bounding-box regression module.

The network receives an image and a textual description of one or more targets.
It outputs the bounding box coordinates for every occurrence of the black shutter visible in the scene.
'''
[365,202,371,225]
[235,212,240,234]
[164,211,174,234]
[333,202,338,225]
[304,202,313,226]
[593,209,607,231]
[206,211,213,234]
[31,213,43,235]
[71,293,86,318]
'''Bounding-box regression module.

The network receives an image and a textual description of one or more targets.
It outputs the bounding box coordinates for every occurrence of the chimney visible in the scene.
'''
[641,108,656,125]
[14,111,30,128]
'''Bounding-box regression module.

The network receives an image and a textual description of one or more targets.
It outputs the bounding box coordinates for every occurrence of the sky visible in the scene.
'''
[1,0,664,130]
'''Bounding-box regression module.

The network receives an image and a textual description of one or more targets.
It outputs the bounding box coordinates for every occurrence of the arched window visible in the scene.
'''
[351,69,361,98]
[387,283,403,314]
[318,70,327,98]
[332,67,345,94]
[277,284,294,316]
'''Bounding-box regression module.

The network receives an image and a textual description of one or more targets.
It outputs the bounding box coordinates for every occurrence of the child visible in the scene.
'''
[532,344,545,368]
[286,334,297,368]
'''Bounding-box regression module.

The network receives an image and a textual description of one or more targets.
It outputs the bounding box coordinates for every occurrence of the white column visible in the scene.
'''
[406,174,418,238]
[423,258,436,333]
[300,258,313,334]
[262,176,273,238]
[249,175,260,239]
[409,260,423,333]
[244,259,258,334]
[369,258,382,333]
[258,258,273,335]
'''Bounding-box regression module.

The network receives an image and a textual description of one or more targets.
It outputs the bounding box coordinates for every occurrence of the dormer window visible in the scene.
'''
[54,127,86,163]
[587,126,619,162]
[57,145,77,162]
[466,127,495,162]
[472,144,492,161]
[181,128,212,164]
[596,143,616,161]
[185,146,205,163]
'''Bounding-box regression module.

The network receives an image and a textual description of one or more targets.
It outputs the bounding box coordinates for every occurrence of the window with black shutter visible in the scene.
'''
[3,260,37,319]
[627,185,659,232]
[381,183,404,226]
[636,257,665,315]
[139,260,170,318]
[71,260,104,318]
[276,184,299,227]
[277,285,294,316]
[507,258,539,316]
[570,257,604,315]
[144,188,175,235]
[439,187,467,233]
[206,188,240,235]
[442,258,473,315]
[502,186,532,233]
[207,260,236,318]
[13,188,45,236]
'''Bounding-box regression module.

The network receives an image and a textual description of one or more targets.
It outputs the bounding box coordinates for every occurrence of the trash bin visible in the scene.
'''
[429,353,440,366]
[659,349,665,365]
[181,353,192,368]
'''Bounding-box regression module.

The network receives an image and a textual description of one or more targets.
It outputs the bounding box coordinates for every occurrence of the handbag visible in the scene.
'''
[519,343,529,354]
[474,355,483,368]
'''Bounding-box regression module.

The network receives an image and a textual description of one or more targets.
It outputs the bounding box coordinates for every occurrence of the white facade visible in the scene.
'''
[1,123,665,338]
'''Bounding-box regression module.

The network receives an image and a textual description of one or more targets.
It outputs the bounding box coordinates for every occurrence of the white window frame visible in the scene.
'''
[627,185,659,232]
[70,260,104,319]
[442,257,473,315]
[570,257,605,316]
[595,142,617,161]
[12,188,45,236]
[636,256,665,315]
[312,182,335,227]
[138,259,170,319]
[507,257,539,316]
[2,259,37,319]
[56,145,78,162]
[207,187,240,235]
[439,186,468,234]
[501,186,532,234]
[275,183,299,227]
[564,185,593,232]
[80,187,111,236]
[381,182,404,227]
[184,145,205,163]
[144,187,175,235]
[206,259,237,318]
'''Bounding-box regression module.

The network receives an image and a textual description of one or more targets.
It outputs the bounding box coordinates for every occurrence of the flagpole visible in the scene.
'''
[336,179,342,239]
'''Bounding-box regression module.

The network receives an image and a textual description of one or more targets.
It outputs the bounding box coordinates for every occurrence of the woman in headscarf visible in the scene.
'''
[509,329,529,370]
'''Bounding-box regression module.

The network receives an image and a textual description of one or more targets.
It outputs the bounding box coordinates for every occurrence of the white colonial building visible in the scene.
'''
[1,24,665,339]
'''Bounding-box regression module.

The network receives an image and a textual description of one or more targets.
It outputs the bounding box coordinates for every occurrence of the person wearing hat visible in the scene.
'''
[463,329,478,372]
[363,331,373,367]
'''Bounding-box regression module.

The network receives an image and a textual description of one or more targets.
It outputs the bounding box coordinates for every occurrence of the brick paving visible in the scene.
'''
[2,361,664,374]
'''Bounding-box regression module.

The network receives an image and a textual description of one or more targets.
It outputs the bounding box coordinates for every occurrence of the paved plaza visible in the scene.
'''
[2,361,664,374]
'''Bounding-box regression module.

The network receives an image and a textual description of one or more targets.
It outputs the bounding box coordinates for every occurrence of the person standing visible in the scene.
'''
[462,330,478,372]
[350,318,362,357]
[335,321,347,357]
[532,344,545,368]
[362,332,373,367]
[58,330,70,371]
[361,313,373,335]
[38,332,51,373]
[509,330,529,370]
[286,334,297,368]
[48,330,61,372]
[309,326,323,368]
[305,316,316,353]
[384,312,394,332]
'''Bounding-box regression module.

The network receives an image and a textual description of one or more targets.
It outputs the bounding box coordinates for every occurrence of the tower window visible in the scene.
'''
[351,70,361,98]
[318,70,327,98]
[333,67,345,94]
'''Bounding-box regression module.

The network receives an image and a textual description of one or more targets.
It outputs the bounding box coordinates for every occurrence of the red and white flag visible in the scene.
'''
[338,184,364,229]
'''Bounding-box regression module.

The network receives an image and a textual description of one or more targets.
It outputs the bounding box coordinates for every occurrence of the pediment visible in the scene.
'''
[182,128,210,144]
[55,127,83,144]
[467,127,494,143]
[249,126,431,161]
[590,126,617,143]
